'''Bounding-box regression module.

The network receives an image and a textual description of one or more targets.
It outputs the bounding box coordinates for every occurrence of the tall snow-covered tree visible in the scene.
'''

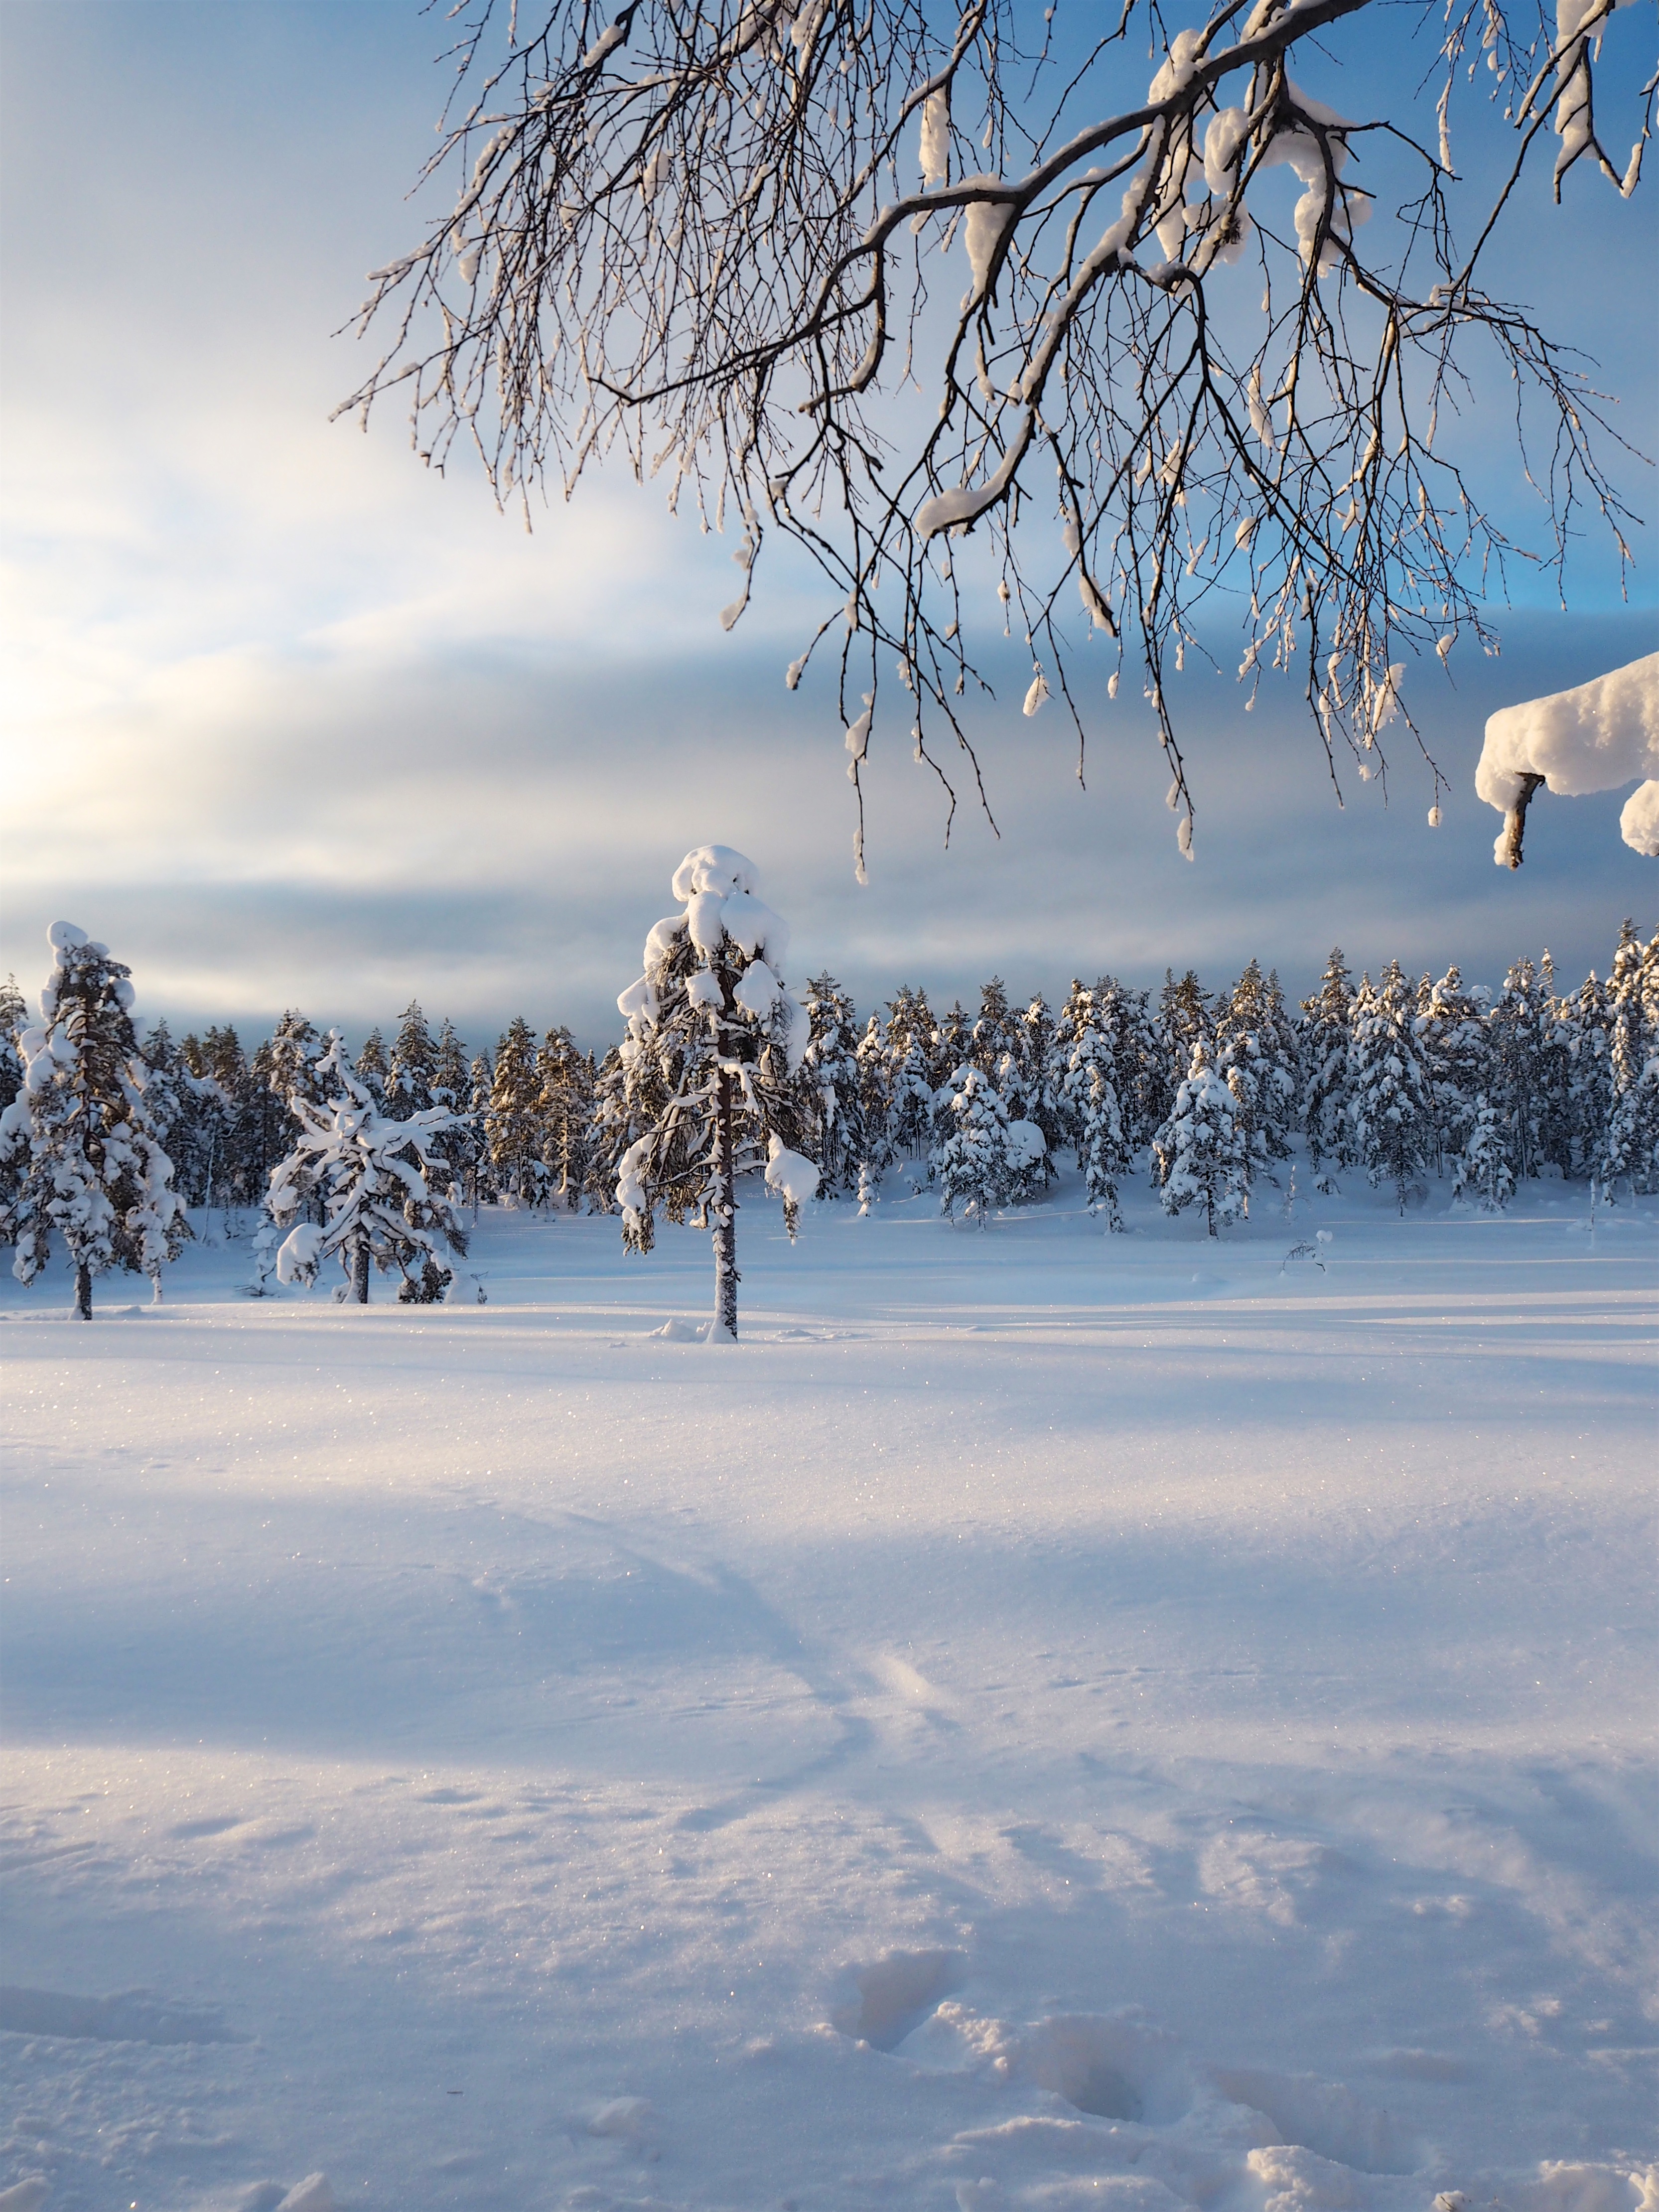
[1152,1039,1248,1237]
[884,987,939,1160]
[488,1017,550,1205]
[1300,949,1356,1188]
[931,1063,1013,1229]
[614,846,814,1341]
[387,1001,438,1119]
[1215,958,1296,1181]
[1156,971,1211,1112]
[1019,993,1066,1159]
[1347,961,1434,1210]
[267,1032,469,1303]
[1601,921,1659,1196]
[1487,958,1554,1183]
[1,923,187,1317]
[584,1044,633,1215]
[799,972,866,1197]
[466,1048,495,1206]
[1414,966,1490,1178]
[355,1027,391,1111]
[538,1025,597,1207]
[1061,986,1131,1228]
[854,1013,893,1181]
[346,0,1647,863]
[1452,1093,1516,1212]
[1558,967,1614,1181]
[0,973,26,1245]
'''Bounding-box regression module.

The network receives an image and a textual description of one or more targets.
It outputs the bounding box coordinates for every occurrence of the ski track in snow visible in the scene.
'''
[0,1164,1654,2212]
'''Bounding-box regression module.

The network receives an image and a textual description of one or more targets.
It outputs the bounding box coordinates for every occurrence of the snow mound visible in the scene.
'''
[831,1948,964,2049]
[1021,2012,1194,2124]
[1214,2065,1418,2172]
[1476,652,1659,860]
[587,2094,654,2139]
[275,2179,334,2212]
[650,1317,703,1341]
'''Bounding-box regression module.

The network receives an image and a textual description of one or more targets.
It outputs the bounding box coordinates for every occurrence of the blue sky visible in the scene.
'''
[2,0,1655,1053]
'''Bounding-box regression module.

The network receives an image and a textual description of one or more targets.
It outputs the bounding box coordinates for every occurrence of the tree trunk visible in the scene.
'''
[710,1069,739,1343]
[73,1261,93,1320]
[351,1233,371,1305]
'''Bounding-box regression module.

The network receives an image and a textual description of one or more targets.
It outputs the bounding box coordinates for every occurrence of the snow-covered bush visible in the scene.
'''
[0,923,187,1316]
[266,1033,468,1304]
[931,1064,1013,1229]
[613,845,811,1341]
[1152,1041,1249,1237]
[1347,961,1434,1212]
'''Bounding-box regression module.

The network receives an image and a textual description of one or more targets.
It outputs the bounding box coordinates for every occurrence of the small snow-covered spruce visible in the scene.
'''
[355,1026,391,1110]
[1060,986,1131,1229]
[613,846,813,1343]
[1600,921,1659,1197]
[798,972,866,1197]
[1299,948,1356,1191]
[0,972,25,1245]
[1487,957,1557,1183]
[1,923,187,1317]
[882,987,938,1161]
[1452,1093,1516,1212]
[1151,1039,1249,1238]
[931,1064,1013,1230]
[1346,960,1434,1211]
[854,1012,894,1188]
[487,1016,551,1206]
[267,1032,468,1303]
[387,1000,437,1119]
[1155,969,1211,1126]
[538,1024,597,1209]
[1415,967,1490,1178]
[1215,958,1297,1183]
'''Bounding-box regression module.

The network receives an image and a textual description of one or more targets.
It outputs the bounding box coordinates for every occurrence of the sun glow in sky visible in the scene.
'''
[1,0,1655,1049]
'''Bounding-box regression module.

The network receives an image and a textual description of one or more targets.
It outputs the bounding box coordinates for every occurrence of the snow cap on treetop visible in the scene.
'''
[48,922,88,951]
[671,846,758,901]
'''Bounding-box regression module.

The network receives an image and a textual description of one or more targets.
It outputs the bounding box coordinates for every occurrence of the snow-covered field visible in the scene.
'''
[2,1165,1655,2212]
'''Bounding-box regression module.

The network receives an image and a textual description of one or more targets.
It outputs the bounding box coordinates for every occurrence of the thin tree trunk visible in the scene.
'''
[74,1261,93,1320]
[351,1233,371,1305]
[710,1069,739,1343]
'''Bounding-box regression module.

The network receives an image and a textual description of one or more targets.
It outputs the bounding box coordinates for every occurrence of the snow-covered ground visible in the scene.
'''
[2,1164,1655,2212]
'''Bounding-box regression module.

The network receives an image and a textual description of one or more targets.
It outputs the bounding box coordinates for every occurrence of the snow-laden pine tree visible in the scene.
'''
[1601,923,1659,1197]
[1156,970,1210,1123]
[1415,967,1491,1179]
[1019,993,1067,1161]
[487,1017,550,1206]
[267,1032,468,1303]
[1559,968,1613,1182]
[0,973,25,1246]
[1300,950,1356,1190]
[355,1028,391,1111]
[1152,1040,1248,1237]
[1215,959,1296,1183]
[884,988,938,1162]
[1061,987,1130,1229]
[0,924,187,1316]
[430,1018,474,1192]
[538,1025,596,1208]
[1487,959,1553,1183]
[854,1013,893,1185]
[387,1001,438,1119]
[466,1049,495,1206]
[1347,962,1434,1210]
[931,1063,1013,1229]
[799,973,866,1197]
[1452,1095,1516,1212]
[614,846,814,1341]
